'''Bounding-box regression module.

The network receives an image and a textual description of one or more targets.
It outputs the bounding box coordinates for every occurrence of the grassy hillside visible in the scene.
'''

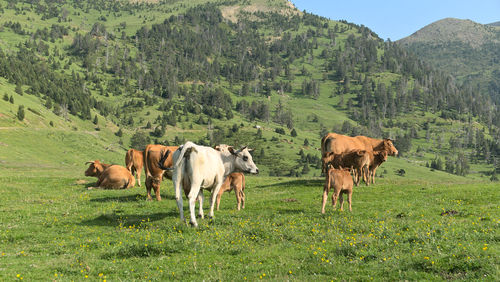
[0,0,498,180]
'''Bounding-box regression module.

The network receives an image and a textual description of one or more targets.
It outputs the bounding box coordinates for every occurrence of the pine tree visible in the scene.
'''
[17,105,25,121]
[291,128,297,137]
[115,128,123,137]
[304,138,310,146]
[93,115,98,125]
[2,93,8,101]
[15,83,23,95]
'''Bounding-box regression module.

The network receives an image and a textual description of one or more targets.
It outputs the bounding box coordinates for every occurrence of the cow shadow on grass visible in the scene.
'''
[257,178,323,189]
[90,193,175,203]
[80,211,177,227]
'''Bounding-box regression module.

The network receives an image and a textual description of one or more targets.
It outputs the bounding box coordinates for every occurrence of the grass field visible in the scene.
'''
[0,171,498,280]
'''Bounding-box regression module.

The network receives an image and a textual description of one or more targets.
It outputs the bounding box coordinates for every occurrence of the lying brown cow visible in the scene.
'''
[216,172,246,211]
[85,160,112,178]
[322,150,370,186]
[322,167,354,213]
[143,144,179,201]
[321,132,398,173]
[125,149,144,187]
[85,161,135,189]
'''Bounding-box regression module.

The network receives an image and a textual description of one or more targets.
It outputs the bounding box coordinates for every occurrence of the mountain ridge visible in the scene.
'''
[399,18,499,48]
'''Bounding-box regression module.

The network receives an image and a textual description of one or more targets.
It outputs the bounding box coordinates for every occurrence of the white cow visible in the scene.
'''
[171,141,259,227]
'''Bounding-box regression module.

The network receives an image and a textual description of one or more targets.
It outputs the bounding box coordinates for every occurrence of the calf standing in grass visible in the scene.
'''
[125,149,144,187]
[322,167,354,213]
[322,150,370,186]
[216,172,245,211]
[368,150,388,184]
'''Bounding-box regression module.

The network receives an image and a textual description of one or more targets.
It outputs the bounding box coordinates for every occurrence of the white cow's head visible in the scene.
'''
[228,146,259,174]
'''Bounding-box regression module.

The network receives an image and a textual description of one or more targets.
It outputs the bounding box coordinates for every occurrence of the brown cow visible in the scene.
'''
[85,163,135,190]
[368,150,388,184]
[322,167,354,213]
[216,172,246,211]
[143,144,179,201]
[322,150,370,186]
[125,149,144,187]
[321,132,398,172]
[85,160,112,178]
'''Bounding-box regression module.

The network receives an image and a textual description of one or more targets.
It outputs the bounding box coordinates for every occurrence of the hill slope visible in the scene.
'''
[398,18,500,104]
[0,1,498,179]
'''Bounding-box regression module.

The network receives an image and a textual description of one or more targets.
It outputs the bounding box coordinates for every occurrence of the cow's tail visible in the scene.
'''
[158,149,171,170]
[173,141,197,168]
[320,134,328,154]
[125,150,132,171]
[144,148,152,178]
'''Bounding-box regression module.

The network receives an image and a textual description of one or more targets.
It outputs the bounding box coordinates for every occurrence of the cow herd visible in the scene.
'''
[84,132,398,226]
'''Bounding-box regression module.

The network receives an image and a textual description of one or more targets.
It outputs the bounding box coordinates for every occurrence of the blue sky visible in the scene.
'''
[291,0,500,41]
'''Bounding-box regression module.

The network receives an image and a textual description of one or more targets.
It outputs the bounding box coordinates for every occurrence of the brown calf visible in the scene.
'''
[368,150,388,184]
[216,172,246,211]
[125,149,144,187]
[143,144,179,201]
[322,150,370,186]
[322,167,354,213]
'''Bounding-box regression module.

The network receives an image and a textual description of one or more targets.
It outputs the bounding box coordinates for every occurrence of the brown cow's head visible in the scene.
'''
[85,160,105,177]
[375,150,388,162]
[229,146,259,174]
[383,139,398,156]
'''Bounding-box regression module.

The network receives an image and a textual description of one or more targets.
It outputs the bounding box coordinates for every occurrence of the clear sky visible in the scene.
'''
[290,0,500,41]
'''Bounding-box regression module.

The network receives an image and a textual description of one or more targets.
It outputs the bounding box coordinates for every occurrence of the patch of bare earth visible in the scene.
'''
[75,179,89,185]
[221,6,241,23]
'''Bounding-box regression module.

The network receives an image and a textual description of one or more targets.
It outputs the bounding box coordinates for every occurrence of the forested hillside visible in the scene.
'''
[0,0,499,179]
[398,18,500,105]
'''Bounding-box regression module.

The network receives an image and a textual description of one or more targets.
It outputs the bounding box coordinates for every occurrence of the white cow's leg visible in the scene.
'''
[208,178,223,218]
[173,171,184,222]
[197,190,204,219]
[188,181,202,227]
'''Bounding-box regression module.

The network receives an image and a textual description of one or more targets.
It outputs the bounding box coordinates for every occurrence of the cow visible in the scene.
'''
[85,163,135,190]
[322,166,354,213]
[84,160,112,179]
[171,141,258,227]
[321,132,398,173]
[216,172,246,211]
[322,150,370,186]
[143,144,179,201]
[125,149,144,187]
[368,150,388,184]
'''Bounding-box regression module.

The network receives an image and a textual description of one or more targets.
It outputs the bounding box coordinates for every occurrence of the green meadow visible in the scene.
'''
[0,169,498,280]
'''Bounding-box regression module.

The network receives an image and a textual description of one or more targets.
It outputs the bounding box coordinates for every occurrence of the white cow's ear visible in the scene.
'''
[247,148,254,152]
[214,145,220,151]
